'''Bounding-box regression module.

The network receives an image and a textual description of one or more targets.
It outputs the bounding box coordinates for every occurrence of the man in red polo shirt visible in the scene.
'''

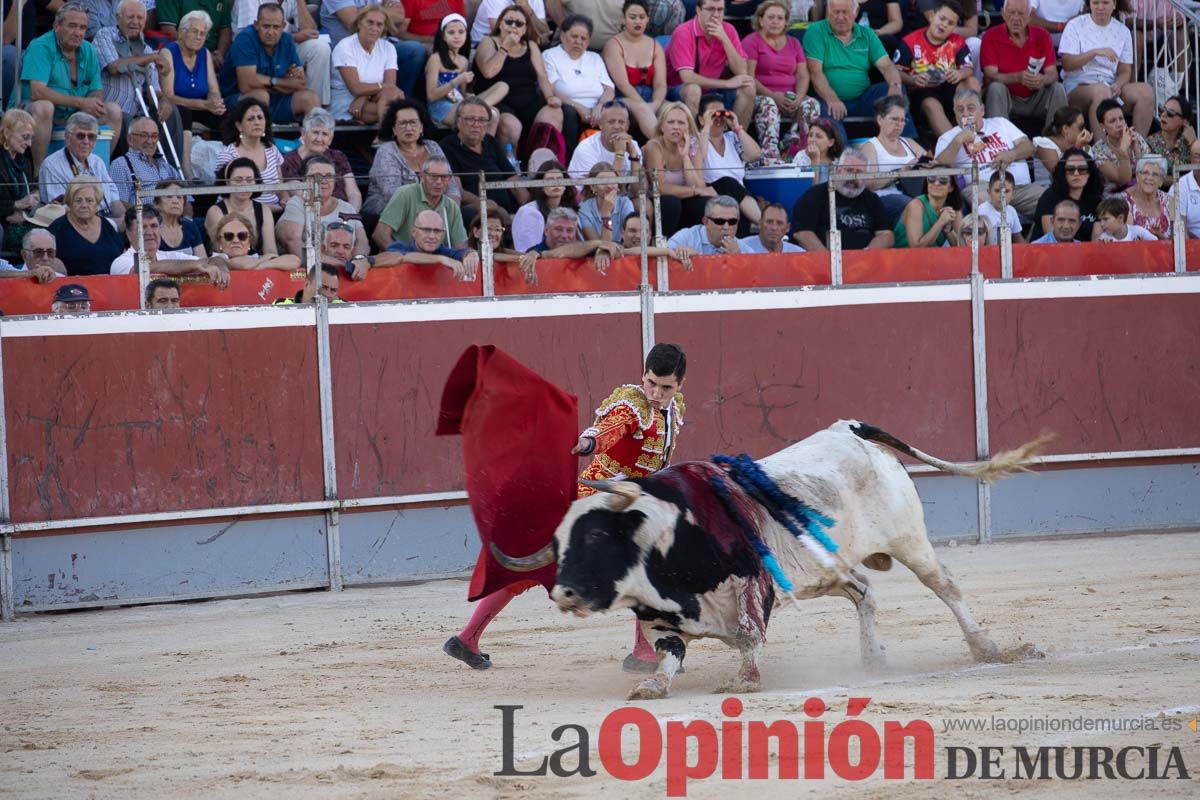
[979,0,1068,127]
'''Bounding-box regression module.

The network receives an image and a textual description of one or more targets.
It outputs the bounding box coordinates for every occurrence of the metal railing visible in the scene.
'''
[132,179,325,309]
[1136,0,1200,109]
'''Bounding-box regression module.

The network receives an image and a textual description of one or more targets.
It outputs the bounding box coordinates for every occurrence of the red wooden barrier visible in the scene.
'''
[655,300,979,463]
[3,328,324,522]
[986,293,1200,455]
[0,241,1195,316]
[329,313,644,498]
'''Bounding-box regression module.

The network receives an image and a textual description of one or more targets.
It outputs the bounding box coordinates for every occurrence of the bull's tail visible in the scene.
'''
[848,422,1054,482]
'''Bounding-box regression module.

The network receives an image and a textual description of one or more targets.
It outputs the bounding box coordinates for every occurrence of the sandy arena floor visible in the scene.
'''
[2,531,1199,799]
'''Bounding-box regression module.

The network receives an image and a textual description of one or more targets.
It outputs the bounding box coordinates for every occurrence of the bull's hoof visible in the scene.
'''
[863,651,888,672]
[715,679,761,694]
[627,678,669,700]
[968,635,1003,663]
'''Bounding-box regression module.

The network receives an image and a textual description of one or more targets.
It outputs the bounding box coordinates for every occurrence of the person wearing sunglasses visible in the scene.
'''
[0,229,65,284]
[665,194,742,254]
[1146,96,1196,189]
[209,212,300,271]
[473,5,563,152]
[1029,147,1104,241]
[38,112,124,220]
[893,171,964,248]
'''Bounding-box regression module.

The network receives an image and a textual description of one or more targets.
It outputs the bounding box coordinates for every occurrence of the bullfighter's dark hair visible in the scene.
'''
[645,343,686,381]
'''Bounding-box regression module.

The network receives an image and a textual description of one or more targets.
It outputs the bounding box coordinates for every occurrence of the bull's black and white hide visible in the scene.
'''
[493,420,1047,700]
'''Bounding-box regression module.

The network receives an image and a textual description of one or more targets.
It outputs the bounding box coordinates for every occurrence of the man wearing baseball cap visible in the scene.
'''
[51,284,91,314]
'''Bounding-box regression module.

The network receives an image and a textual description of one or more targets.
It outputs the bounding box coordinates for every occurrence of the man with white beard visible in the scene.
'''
[790,148,894,250]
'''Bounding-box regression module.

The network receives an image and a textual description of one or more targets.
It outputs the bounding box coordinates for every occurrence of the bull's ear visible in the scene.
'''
[582,479,642,511]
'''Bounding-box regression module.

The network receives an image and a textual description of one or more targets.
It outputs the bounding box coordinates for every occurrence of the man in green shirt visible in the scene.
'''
[16,2,124,167]
[157,0,234,69]
[803,0,915,140]
[372,156,468,251]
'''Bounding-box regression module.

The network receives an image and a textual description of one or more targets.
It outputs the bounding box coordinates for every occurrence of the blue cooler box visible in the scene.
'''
[744,166,815,210]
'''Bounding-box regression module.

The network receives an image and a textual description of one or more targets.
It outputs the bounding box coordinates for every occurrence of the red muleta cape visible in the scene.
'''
[436,345,578,601]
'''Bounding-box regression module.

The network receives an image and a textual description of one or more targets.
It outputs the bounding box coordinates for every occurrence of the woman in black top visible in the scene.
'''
[1030,148,1104,241]
[48,176,125,276]
[473,4,561,152]
[0,109,40,253]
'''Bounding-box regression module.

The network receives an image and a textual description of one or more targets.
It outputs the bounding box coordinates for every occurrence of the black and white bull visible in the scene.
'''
[493,420,1047,700]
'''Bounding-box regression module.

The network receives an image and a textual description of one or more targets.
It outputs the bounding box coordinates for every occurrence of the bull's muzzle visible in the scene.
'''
[489,541,556,572]
[550,585,591,616]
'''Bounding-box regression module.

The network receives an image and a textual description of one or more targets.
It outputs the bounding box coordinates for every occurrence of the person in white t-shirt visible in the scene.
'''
[330,5,402,122]
[543,15,617,141]
[566,100,642,186]
[1095,195,1157,241]
[977,170,1028,243]
[1169,162,1200,238]
[1029,0,1083,43]
[1058,0,1154,136]
[934,87,1042,215]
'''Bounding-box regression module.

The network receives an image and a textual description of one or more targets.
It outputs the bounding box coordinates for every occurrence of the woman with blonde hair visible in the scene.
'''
[331,5,403,124]
[209,213,300,271]
[643,101,713,236]
[0,109,40,253]
[48,176,125,275]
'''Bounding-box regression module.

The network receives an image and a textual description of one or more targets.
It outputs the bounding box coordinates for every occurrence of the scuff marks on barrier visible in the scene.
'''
[196,519,239,546]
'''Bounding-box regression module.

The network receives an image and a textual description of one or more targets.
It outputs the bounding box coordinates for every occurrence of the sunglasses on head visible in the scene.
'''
[222,230,251,242]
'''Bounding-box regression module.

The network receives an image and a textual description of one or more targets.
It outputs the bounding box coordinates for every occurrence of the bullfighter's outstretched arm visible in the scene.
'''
[574,405,639,457]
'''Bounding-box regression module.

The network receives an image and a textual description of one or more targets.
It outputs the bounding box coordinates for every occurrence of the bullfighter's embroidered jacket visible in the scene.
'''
[577,384,685,496]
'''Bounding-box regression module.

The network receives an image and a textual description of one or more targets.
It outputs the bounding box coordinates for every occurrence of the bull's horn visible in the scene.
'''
[489,541,555,572]
[581,479,641,510]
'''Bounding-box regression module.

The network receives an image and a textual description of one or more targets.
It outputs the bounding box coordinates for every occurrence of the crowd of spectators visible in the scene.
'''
[0,0,1197,312]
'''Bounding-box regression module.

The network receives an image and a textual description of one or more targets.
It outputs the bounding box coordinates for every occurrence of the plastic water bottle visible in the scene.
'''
[858,11,869,26]
[504,143,521,176]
